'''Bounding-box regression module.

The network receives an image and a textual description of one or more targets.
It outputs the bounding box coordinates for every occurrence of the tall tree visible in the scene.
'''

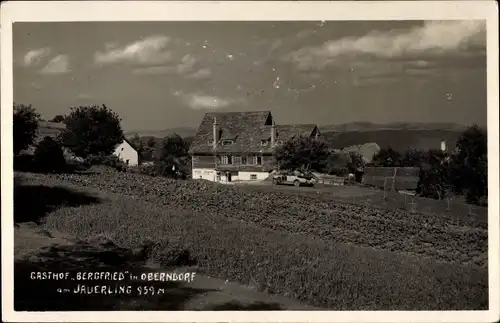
[346,151,365,173]
[416,149,451,199]
[371,147,402,167]
[401,147,426,167]
[274,136,330,172]
[325,151,349,175]
[155,133,191,179]
[58,104,124,158]
[451,124,487,204]
[13,103,41,155]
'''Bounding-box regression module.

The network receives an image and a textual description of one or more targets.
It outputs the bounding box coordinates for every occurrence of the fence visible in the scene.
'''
[333,185,487,228]
[315,175,345,186]
[363,167,420,191]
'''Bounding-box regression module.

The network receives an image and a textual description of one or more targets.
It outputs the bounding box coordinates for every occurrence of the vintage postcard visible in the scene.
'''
[1,1,499,322]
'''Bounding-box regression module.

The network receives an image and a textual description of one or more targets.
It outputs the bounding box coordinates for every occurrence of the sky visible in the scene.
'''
[13,20,487,132]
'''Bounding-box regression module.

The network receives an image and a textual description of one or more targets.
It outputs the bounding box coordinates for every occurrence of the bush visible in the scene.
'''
[32,137,67,173]
[14,103,41,155]
[84,154,127,172]
[139,163,159,177]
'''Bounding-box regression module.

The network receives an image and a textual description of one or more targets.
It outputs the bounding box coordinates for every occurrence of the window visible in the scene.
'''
[257,156,262,165]
[261,140,268,146]
[233,156,242,165]
[208,139,214,145]
[222,140,233,146]
[221,155,232,165]
[242,156,247,164]
[250,174,257,180]
[126,159,130,165]
[121,147,124,151]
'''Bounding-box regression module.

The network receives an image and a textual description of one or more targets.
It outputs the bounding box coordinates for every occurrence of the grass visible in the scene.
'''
[15,170,488,310]
[241,182,488,229]
[26,168,487,267]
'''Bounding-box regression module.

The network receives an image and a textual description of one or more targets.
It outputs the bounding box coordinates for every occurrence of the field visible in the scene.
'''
[14,167,488,310]
[238,181,488,229]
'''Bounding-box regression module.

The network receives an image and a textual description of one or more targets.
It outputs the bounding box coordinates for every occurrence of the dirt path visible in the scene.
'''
[14,223,320,311]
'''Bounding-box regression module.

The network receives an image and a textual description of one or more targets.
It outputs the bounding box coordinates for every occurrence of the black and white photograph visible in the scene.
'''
[2,1,499,322]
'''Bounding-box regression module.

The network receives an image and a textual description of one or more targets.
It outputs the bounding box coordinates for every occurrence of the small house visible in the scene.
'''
[113,138,139,167]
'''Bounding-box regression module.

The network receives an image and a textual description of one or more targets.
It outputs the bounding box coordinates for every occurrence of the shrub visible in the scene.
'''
[32,137,67,173]
[84,154,127,172]
[13,103,41,155]
[139,163,159,177]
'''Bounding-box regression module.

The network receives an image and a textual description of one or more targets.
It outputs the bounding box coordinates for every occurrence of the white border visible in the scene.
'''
[1,1,499,322]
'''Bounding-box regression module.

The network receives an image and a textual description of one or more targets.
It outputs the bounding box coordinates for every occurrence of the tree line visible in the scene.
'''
[273,125,487,206]
[13,103,192,178]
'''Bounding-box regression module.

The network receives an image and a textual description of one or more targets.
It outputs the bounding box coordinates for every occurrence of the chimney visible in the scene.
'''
[440,140,446,152]
[271,120,276,146]
[213,116,218,148]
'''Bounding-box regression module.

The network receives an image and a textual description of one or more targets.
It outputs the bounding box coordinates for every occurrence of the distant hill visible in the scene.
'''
[322,129,463,152]
[317,122,474,152]
[319,122,468,133]
[125,127,197,139]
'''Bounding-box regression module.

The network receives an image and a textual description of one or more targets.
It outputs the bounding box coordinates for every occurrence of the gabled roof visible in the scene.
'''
[189,111,274,154]
[275,124,318,142]
[118,137,138,152]
[189,111,319,154]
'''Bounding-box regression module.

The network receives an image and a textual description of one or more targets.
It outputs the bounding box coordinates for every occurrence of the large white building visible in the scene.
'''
[188,111,320,183]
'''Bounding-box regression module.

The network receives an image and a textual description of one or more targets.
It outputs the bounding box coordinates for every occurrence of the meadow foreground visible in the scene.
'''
[14,167,488,310]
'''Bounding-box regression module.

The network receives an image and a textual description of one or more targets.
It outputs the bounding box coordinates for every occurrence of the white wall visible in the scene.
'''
[192,169,269,182]
[113,140,139,167]
[440,140,447,152]
[192,168,217,181]
[238,171,269,181]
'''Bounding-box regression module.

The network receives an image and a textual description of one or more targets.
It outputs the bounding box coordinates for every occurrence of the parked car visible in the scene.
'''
[272,171,315,187]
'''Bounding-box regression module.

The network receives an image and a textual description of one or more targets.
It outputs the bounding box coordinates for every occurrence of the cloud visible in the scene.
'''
[132,66,174,75]
[94,35,173,65]
[39,55,70,75]
[77,93,92,100]
[186,95,231,110]
[284,20,486,71]
[175,92,243,111]
[23,47,51,67]
[177,54,197,73]
[132,53,210,79]
[186,68,211,79]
